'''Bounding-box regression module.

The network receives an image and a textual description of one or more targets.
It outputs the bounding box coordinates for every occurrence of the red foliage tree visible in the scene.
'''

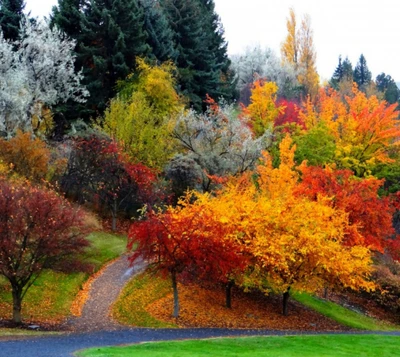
[274,99,304,129]
[128,197,247,317]
[61,135,159,231]
[0,179,90,324]
[296,164,398,252]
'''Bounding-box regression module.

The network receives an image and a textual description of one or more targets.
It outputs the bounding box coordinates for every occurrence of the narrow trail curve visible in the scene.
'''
[62,254,146,332]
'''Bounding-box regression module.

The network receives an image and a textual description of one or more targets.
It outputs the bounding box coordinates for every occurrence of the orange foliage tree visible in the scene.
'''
[0,130,50,182]
[296,164,398,253]
[299,85,400,175]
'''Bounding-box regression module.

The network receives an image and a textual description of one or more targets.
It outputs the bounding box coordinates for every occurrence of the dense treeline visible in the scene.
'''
[1,2,400,324]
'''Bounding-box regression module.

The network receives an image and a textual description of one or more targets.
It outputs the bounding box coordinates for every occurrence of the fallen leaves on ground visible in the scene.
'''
[146,282,350,331]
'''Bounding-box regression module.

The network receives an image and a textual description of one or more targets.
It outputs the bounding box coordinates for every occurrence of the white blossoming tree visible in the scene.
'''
[0,18,88,137]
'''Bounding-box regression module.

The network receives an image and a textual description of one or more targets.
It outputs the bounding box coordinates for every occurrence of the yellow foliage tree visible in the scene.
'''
[102,59,184,169]
[241,79,284,137]
[281,8,319,99]
[171,136,374,315]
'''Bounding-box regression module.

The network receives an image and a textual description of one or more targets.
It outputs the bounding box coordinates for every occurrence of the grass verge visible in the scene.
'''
[77,334,400,357]
[293,292,398,331]
[112,271,177,328]
[0,232,126,325]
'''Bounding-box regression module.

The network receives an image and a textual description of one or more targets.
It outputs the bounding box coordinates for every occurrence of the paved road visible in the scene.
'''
[1,328,400,357]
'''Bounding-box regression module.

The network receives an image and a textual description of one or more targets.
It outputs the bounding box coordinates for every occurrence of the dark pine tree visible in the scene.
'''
[376,72,400,105]
[330,55,344,90]
[140,0,177,62]
[52,0,150,122]
[353,54,372,89]
[197,0,236,101]
[342,57,353,81]
[161,0,234,110]
[0,0,25,40]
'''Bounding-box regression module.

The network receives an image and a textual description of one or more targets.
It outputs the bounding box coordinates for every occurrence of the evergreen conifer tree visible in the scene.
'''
[140,0,177,62]
[0,0,25,40]
[353,54,372,89]
[330,55,343,90]
[52,0,150,121]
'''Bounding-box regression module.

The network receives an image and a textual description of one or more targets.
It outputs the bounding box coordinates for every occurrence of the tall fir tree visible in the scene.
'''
[342,57,353,81]
[330,55,343,90]
[140,0,177,62]
[160,0,234,110]
[376,72,400,104]
[52,0,150,122]
[0,0,25,40]
[353,54,372,89]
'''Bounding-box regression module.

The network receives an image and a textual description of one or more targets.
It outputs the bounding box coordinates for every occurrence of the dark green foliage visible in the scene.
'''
[376,73,400,104]
[0,0,25,40]
[160,0,234,110]
[140,0,177,62]
[353,54,372,89]
[330,55,353,90]
[342,57,354,81]
[52,0,150,122]
[330,55,343,90]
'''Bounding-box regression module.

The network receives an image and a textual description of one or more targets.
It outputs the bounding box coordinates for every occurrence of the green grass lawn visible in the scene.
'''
[0,231,127,324]
[77,334,400,357]
[292,292,399,331]
[112,271,176,328]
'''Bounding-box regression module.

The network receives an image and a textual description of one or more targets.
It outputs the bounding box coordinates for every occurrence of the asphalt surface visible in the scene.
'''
[2,328,400,357]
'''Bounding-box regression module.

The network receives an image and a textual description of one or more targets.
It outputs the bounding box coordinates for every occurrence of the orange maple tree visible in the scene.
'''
[299,85,400,175]
[296,164,398,253]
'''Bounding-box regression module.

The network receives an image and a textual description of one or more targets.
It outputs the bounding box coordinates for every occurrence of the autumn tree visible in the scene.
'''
[0,179,89,324]
[61,135,158,231]
[296,164,397,253]
[102,59,183,169]
[128,197,247,317]
[241,79,284,137]
[281,8,319,99]
[299,85,400,175]
[0,130,51,182]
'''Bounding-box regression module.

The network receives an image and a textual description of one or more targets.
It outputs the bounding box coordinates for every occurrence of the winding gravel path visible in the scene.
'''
[63,254,147,332]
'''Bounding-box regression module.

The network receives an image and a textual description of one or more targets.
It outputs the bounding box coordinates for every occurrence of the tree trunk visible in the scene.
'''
[11,285,23,324]
[226,280,234,309]
[111,200,117,232]
[282,287,291,316]
[324,286,329,299]
[171,271,179,318]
